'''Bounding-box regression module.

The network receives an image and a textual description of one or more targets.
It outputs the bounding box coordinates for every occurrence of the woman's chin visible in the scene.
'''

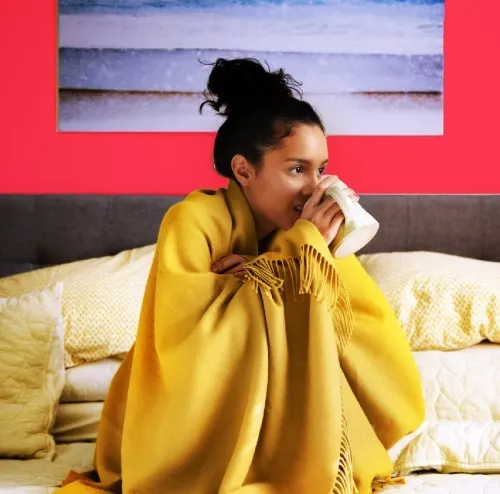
[292,210,303,223]
[283,216,300,230]
[268,213,300,233]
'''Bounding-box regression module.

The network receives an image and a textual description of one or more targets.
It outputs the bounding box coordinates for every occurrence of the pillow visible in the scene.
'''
[61,357,122,403]
[0,283,65,459]
[358,251,500,351]
[389,343,500,474]
[0,245,155,367]
[411,343,500,423]
[394,420,500,475]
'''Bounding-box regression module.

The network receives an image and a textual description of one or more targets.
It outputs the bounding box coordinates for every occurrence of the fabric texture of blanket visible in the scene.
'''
[56,180,425,494]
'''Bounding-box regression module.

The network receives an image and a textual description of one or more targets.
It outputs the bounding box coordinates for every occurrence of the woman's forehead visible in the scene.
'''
[271,126,329,161]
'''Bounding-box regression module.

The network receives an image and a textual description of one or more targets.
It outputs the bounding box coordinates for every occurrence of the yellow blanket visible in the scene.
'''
[57,180,425,494]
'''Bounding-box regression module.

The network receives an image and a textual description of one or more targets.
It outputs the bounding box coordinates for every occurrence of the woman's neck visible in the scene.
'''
[257,229,276,254]
[236,181,276,243]
[254,212,277,241]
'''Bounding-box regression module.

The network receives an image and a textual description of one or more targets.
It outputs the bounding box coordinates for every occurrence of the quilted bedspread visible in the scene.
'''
[391,343,500,475]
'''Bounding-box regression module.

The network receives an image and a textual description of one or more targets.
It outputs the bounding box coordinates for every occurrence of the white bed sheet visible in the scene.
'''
[382,473,500,493]
[2,470,500,493]
[0,443,94,492]
[1,441,500,494]
[53,402,103,443]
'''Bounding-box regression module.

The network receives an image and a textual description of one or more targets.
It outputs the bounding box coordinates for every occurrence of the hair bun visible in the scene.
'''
[200,58,302,117]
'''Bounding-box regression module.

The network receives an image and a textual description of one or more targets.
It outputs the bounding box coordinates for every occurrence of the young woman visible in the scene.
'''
[58,58,425,494]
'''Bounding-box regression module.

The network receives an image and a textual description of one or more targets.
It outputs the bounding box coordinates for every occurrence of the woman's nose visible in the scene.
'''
[302,175,320,196]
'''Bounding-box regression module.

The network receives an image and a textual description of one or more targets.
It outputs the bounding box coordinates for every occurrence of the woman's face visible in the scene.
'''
[234,124,329,238]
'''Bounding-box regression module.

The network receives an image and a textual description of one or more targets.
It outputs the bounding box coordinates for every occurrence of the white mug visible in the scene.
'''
[325,177,379,258]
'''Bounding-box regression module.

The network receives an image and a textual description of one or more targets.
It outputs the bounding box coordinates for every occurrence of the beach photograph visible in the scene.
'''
[58,0,445,135]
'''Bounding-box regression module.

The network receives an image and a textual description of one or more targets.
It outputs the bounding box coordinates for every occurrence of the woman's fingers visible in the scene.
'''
[311,196,341,228]
[323,196,342,216]
[224,262,247,275]
[211,254,240,273]
[304,175,337,212]
[300,178,358,246]
[318,195,336,212]
[330,210,345,229]
[211,254,248,274]
[229,266,247,278]
[348,188,360,202]
[321,210,345,246]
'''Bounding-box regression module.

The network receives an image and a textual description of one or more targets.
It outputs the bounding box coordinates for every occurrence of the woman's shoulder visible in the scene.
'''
[167,187,227,218]
[158,186,231,237]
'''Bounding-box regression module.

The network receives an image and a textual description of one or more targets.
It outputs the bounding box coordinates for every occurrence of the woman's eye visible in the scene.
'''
[291,166,303,174]
[318,167,326,175]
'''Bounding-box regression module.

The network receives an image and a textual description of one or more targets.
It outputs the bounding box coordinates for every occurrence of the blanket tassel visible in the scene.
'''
[243,243,355,354]
[371,476,406,492]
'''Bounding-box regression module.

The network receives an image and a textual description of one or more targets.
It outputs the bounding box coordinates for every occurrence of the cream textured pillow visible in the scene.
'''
[0,245,155,367]
[0,283,65,460]
[389,344,500,475]
[358,251,500,351]
[394,420,500,475]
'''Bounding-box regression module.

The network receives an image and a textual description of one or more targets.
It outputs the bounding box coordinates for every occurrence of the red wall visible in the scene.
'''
[0,2,499,195]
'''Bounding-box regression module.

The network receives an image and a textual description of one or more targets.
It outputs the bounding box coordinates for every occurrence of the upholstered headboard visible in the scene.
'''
[1,194,500,277]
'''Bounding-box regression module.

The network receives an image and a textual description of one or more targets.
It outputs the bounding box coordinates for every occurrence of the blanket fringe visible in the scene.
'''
[243,244,355,354]
[371,476,406,493]
[244,246,358,493]
[333,403,357,494]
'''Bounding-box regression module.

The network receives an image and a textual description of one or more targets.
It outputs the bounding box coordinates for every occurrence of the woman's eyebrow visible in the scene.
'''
[285,158,329,165]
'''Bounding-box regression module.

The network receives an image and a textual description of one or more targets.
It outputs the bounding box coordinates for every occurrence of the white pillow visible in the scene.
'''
[0,283,65,459]
[390,344,500,475]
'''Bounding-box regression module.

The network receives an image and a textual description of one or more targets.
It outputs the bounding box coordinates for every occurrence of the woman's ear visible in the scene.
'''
[231,154,256,187]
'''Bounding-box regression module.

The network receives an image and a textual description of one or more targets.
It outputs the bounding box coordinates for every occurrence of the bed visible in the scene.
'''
[1,192,500,493]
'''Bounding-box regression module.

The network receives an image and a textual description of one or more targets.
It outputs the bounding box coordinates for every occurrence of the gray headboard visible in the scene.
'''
[1,194,500,278]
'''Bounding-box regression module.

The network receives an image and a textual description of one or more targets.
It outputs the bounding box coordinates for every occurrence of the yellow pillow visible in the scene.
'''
[0,284,65,459]
[0,245,155,367]
[358,251,500,351]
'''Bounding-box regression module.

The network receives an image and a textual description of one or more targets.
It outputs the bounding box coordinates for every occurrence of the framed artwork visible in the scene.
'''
[58,0,444,135]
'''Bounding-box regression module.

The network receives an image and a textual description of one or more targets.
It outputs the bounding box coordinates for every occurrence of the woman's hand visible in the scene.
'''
[211,254,253,278]
[300,175,359,246]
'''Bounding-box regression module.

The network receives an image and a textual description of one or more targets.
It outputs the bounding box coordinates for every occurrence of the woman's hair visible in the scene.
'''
[199,58,325,180]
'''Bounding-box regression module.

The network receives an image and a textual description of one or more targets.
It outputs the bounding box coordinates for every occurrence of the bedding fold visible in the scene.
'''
[53,403,103,443]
